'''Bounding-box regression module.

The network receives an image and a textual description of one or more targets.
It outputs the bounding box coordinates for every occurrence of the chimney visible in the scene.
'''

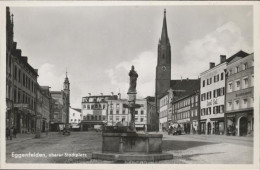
[209,62,215,69]
[220,55,226,63]
[88,93,91,96]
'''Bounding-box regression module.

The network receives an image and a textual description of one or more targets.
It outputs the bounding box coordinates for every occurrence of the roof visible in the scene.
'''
[170,79,200,92]
[158,79,200,99]
[226,50,249,62]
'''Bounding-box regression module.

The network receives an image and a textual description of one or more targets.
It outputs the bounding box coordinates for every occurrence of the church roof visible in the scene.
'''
[159,9,170,45]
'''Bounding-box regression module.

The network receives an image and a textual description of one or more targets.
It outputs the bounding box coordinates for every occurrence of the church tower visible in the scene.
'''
[63,70,70,124]
[155,9,171,108]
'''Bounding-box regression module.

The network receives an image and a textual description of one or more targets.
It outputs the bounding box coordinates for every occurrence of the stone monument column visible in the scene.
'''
[127,65,139,132]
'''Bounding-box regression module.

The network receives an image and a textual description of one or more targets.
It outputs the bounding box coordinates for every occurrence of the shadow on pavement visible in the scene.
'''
[162,140,217,151]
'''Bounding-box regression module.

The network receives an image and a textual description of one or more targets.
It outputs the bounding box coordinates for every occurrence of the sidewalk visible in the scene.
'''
[6,132,57,145]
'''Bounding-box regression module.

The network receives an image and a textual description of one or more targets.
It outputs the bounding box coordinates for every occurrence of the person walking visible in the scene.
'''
[6,127,10,140]
[9,126,14,140]
[13,126,17,138]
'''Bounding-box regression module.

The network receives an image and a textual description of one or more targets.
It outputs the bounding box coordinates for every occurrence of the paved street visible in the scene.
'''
[6,131,253,164]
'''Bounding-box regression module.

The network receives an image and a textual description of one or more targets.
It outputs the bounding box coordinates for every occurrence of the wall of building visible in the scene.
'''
[225,53,254,136]
[200,63,226,135]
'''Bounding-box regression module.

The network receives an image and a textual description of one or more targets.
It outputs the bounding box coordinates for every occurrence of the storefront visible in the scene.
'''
[200,120,206,134]
[210,118,224,135]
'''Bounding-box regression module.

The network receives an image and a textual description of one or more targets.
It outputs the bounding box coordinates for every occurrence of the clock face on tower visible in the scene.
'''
[161,66,166,71]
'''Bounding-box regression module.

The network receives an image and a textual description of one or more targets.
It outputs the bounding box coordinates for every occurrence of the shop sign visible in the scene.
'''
[236,91,252,97]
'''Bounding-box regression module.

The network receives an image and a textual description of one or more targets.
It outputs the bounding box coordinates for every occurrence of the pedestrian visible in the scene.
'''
[13,126,17,138]
[6,127,10,140]
[9,126,14,140]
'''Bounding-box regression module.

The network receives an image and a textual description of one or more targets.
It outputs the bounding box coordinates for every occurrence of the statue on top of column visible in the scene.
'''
[128,65,138,94]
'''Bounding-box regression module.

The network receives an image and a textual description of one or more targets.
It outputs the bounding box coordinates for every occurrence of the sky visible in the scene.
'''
[10,5,253,108]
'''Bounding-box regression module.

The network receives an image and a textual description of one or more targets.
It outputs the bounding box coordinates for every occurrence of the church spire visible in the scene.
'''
[160,9,169,45]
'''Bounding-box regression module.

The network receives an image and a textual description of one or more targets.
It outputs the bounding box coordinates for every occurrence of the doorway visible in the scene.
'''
[239,117,248,136]
[207,122,211,135]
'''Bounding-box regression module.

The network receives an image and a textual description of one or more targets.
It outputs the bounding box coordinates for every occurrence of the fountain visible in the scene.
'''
[92,66,173,162]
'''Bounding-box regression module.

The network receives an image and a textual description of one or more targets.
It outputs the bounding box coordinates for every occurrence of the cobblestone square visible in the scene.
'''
[6,131,253,164]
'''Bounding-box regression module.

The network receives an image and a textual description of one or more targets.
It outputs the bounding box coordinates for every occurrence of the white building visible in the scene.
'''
[81,95,117,131]
[69,107,82,129]
[106,98,149,131]
[200,55,227,135]
[159,91,170,132]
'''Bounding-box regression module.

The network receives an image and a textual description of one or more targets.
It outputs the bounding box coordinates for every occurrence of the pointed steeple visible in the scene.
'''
[160,9,169,45]
[64,68,69,84]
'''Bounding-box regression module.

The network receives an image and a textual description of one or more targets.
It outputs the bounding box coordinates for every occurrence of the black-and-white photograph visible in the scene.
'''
[1,1,259,169]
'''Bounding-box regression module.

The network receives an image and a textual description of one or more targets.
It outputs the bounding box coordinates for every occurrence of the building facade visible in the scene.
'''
[200,58,227,135]
[69,107,82,130]
[49,74,70,131]
[225,53,254,136]
[36,86,51,132]
[172,91,200,134]
[6,7,38,133]
[81,95,118,131]
[106,98,129,126]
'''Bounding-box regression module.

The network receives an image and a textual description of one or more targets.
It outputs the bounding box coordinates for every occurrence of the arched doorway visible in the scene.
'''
[207,122,211,135]
[239,117,248,136]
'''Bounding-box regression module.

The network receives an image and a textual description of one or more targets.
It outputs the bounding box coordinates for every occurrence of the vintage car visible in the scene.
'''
[168,124,182,135]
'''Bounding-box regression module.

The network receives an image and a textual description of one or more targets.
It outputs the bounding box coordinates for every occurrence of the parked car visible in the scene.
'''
[62,124,71,135]
[168,124,182,135]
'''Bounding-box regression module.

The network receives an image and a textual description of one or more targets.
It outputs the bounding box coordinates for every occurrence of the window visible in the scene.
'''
[99,115,101,120]
[242,77,248,89]
[234,100,239,110]
[251,75,254,86]
[116,116,119,121]
[208,107,211,115]
[74,119,76,122]
[235,66,239,73]
[110,117,112,121]
[203,80,205,87]
[116,110,119,114]
[135,117,138,121]
[110,110,113,115]
[221,72,224,80]
[235,80,240,91]
[135,111,138,114]
[83,104,86,109]
[71,119,73,122]
[242,63,248,70]
[140,118,144,122]
[227,102,232,111]
[228,82,232,92]
[73,113,75,116]
[87,105,90,110]
[242,98,248,108]
[14,66,17,80]
[18,69,21,82]
[116,103,120,108]
[141,110,144,115]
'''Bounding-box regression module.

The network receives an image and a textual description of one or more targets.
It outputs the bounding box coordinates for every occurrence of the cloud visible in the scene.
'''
[38,63,64,90]
[105,51,156,99]
[174,21,253,79]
